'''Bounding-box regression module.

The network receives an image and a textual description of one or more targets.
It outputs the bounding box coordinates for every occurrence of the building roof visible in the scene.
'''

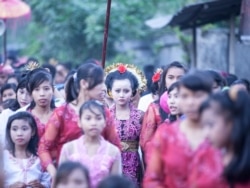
[168,0,242,30]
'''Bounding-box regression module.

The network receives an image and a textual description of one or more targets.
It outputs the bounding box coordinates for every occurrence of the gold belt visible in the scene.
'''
[121,141,139,152]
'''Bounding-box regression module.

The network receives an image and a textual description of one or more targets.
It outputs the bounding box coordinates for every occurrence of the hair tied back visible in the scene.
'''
[117,64,127,74]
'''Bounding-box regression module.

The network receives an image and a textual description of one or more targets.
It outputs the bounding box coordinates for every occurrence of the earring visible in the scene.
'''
[108,91,113,98]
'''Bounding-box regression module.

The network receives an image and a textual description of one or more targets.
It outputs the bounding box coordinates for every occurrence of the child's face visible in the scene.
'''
[79,108,105,137]
[86,81,106,102]
[167,88,180,115]
[179,86,209,121]
[56,169,89,188]
[17,88,32,107]
[201,103,232,148]
[10,119,34,147]
[2,88,16,102]
[32,81,53,108]
[111,79,133,106]
[165,67,185,89]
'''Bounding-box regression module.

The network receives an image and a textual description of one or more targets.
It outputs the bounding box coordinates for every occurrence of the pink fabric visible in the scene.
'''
[110,104,143,186]
[60,136,120,188]
[159,91,170,114]
[143,121,207,188]
[189,143,250,188]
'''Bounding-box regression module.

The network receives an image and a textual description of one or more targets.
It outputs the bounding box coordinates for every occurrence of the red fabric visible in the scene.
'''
[139,102,162,153]
[143,122,206,188]
[38,104,121,169]
[188,144,250,188]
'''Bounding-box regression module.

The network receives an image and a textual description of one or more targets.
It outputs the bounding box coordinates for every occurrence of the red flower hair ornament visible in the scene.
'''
[152,68,163,83]
[117,64,127,74]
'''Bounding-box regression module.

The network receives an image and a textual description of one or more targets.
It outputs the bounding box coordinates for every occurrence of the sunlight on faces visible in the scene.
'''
[31,81,54,107]
[56,169,89,188]
[111,79,133,106]
[201,102,232,149]
[10,119,34,147]
[79,108,106,137]
[17,88,32,108]
[167,88,180,115]
[179,86,209,121]
[2,89,16,102]
[165,67,185,89]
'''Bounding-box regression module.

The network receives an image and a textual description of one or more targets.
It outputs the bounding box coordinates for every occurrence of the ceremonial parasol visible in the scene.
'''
[101,0,112,68]
[0,0,31,63]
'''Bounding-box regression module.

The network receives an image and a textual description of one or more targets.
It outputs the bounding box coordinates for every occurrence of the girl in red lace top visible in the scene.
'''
[189,87,250,187]
[143,71,213,188]
[38,63,121,179]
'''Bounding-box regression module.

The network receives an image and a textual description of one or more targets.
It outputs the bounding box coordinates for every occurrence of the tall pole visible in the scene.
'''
[228,14,235,74]
[192,26,197,68]
[2,19,6,64]
[101,0,112,68]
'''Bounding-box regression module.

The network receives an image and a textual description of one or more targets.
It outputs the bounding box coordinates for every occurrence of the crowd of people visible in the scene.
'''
[0,57,249,188]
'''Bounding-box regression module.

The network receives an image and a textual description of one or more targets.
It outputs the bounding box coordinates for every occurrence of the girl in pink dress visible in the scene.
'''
[105,64,143,186]
[38,63,121,180]
[59,100,122,188]
[189,87,250,187]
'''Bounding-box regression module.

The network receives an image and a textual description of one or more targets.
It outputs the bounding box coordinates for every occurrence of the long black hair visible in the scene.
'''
[199,90,250,184]
[54,161,90,188]
[178,70,213,94]
[105,70,139,97]
[26,68,55,110]
[5,112,39,157]
[65,63,104,103]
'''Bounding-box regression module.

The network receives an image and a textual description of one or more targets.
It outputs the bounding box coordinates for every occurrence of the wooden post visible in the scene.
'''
[228,14,235,74]
[101,0,112,68]
[239,0,250,43]
[192,26,197,68]
[2,19,6,64]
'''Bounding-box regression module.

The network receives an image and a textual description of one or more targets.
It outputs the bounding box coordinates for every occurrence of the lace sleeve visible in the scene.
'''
[38,110,61,169]
[143,126,166,188]
[139,103,161,152]
[102,109,121,149]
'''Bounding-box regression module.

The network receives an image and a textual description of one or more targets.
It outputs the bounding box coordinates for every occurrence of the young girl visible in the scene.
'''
[164,82,181,123]
[143,71,213,188]
[4,111,51,188]
[54,161,90,188]
[188,87,250,187]
[140,62,186,153]
[25,68,55,138]
[59,100,121,188]
[105,64,143,186]
[39,63,120,179]
[1,83,16,102]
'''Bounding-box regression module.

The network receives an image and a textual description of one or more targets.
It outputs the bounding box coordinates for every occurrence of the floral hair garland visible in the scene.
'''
[25,61,40,71]
[105,63,147,92]
[152,68,163,83]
